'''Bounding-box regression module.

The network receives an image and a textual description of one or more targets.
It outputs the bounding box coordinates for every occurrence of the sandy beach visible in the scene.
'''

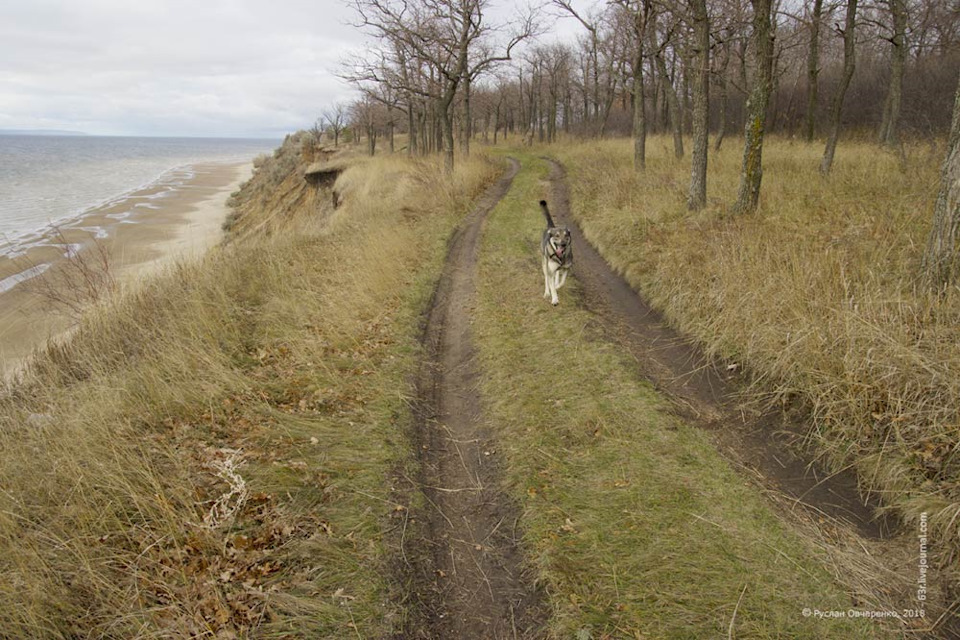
[0,161,251,378]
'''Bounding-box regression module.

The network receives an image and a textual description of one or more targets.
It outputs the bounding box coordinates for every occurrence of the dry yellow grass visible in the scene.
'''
[553,135,960,583]
[0,139,499,637]
[2,127,949,635]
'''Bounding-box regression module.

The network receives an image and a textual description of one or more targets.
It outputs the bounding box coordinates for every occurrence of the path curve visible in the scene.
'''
[399,157,546,639]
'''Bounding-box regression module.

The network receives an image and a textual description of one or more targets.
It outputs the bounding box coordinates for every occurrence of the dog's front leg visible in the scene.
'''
[549,264,560,306]
[557,268,568,290]
[542,257,551,299]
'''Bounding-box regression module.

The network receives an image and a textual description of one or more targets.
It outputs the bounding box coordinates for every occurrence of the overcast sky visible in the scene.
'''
[0,0,584,139]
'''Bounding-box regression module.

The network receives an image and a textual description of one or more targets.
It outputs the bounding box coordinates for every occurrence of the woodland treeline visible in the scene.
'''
[330,0,960,283]
[337,0,957,155]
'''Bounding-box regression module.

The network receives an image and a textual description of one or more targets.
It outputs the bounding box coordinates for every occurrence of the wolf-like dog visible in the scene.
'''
[539,200,573,306]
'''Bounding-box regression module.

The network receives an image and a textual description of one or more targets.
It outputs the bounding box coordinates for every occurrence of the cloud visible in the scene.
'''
[0,0,363,137]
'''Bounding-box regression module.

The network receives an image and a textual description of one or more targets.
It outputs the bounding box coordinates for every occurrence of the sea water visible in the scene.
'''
[0,134,278,257]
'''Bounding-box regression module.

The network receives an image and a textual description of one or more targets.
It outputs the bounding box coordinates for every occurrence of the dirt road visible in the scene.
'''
[392,154,894,639]
[397,158,546,639]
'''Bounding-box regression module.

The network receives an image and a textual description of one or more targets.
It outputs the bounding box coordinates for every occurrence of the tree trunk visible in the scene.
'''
[922,80,960,290]
[408,106,417,157]
[804,0,823,142]
[537,70,546,143]
[518,68,526,138]
[651,21,684,159]
[738,37,749,97]
[714,44,729,151]
[598,90,615,138]
[688,0,710,210]
[440,83,457,172]
[632,3,649,170]
[714,76,727,151]
[428,108,436,154]
[732,0,775,214]
[420,109,430,154]
[878,0,907,150]
[425,107,433,154]
[442,105,455,172]
[653,76,664,130]
[768,44,782,132]
[591,36,600,123]
[462,75,472,157]
[680,54,691,134]
[820,0,858,176]
[527,72,537,145]
[582,62,590,128]
[549,93,558,143]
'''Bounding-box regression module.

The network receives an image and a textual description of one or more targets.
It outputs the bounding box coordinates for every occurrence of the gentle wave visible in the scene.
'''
[0,263,50,294]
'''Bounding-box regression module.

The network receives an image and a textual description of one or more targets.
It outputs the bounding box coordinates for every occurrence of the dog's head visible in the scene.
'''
[547,226,571,257]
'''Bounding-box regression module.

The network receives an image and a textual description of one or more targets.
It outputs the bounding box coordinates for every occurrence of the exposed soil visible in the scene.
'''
[394,158,547,639]
[544,157,893,540]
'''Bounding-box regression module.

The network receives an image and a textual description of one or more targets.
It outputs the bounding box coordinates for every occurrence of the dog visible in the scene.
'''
[539,200,572,306]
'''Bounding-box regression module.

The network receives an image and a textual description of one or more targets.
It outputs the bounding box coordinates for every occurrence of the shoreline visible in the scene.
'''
[0,162,197,254]
[0,161,252,379]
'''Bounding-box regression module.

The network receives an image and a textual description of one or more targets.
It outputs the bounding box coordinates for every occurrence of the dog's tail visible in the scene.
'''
[539,200,556,228]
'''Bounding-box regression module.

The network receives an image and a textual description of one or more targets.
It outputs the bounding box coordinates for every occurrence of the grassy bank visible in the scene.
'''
[471,151,891,638]
[551,136,960,584]
[0,142,499,637]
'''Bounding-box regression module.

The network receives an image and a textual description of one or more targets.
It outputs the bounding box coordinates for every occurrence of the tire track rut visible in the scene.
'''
[397,157,546,639]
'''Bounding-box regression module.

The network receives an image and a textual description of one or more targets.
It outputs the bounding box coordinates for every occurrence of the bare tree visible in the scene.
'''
[309,118,324,144]
[462,11,536,156]
[612,0,653,169]
[650,12,684,158]
[922,79,960,290]
[804,0,824,142]
[819,0,859,176]
[713,32,731,151]
[553,0,603,126]
[343,53,403,153]
[540,44,571,143]
[323,104,347,147]
[688,0,710,209]
[351,0,532,172]
[351,97,381,156]
[877,0,907,152]
[732,0,776,214]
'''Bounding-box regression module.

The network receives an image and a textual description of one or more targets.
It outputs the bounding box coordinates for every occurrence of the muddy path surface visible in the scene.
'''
[544,158,892,540]
[395,157,546,639]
